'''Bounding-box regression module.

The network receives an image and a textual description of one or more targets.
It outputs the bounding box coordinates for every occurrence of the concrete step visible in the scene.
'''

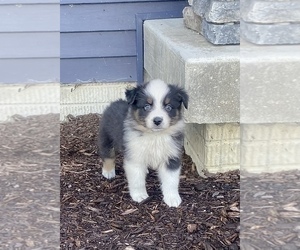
[144,18,240,174]
[241,40,300,123]
[144,18,300,174]
[144,18,240,124]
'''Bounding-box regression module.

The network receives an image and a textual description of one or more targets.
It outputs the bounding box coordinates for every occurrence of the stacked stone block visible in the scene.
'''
[183,0,240,45]
[241,0,300,44]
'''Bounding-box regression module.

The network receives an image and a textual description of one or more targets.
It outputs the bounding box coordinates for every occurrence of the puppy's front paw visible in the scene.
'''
[163,193,182,207]
[102,169,115,179]
[130,190,149,203]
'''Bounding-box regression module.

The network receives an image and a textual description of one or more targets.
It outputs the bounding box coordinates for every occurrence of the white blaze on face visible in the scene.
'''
[144,79,171,131]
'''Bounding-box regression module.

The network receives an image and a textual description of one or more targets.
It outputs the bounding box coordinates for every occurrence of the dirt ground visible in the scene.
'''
[0,114,60,249]
[60,114,240,250]
[2,114,298,249]
[240,170,300,250]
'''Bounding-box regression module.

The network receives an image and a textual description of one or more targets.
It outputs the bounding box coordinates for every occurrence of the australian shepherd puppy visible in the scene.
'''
[98,79,188,207]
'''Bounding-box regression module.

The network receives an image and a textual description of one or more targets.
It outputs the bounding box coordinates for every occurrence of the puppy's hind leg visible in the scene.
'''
[102,153,116,179]
[99,131,116,179]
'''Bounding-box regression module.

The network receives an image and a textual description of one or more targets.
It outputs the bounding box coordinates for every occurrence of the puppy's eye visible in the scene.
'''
[144,104,151,111]
[165,104,172,112]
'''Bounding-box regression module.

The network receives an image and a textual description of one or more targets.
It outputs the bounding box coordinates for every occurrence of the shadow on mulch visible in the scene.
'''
[60,114,240,250]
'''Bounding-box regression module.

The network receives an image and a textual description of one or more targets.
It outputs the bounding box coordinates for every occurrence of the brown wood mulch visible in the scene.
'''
[0,114,60,249]
[60,113,240,250]
[240,170,300,250]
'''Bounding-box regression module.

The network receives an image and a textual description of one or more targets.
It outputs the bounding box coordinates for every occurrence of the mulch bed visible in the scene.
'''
[2,114,298,250]
[60,114,240,250]
[0,114,60,249]
[0,114,300,250]
[240,170,300,250]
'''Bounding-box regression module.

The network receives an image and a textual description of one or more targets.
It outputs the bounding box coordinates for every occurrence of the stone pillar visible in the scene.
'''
[183,0,240,45]
[241,0,300,44]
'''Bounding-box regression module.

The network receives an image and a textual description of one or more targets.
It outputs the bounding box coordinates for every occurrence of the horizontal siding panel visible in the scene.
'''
[61,1,187,32]
[0,58,59,83]
[61,57,137,83]
[0,4,59,32]
[61,31,136,58]
[61,0,181,3]
[0,1,58,4]
[0,33,59,58]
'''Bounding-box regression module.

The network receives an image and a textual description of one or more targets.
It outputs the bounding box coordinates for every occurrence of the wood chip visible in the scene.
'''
[121,208,138,216]
[187,224,197,233]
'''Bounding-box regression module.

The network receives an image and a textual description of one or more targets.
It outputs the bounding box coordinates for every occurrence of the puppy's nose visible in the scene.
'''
[153,117,163,126]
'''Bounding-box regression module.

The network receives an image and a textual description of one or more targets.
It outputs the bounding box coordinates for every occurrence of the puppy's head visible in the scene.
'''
[125,79,188,132]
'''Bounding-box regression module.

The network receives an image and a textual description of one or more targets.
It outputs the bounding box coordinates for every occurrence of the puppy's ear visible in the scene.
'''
[178,89,189,109]
[125,88,137,104]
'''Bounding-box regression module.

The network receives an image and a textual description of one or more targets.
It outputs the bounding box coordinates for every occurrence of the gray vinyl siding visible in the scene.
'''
[60,32,136,58]
[0,0,187,84]
[0,1,60,84]
[60,0,188,83]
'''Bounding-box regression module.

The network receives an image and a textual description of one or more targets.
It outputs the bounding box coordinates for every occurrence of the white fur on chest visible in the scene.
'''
[125,130,181,170]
